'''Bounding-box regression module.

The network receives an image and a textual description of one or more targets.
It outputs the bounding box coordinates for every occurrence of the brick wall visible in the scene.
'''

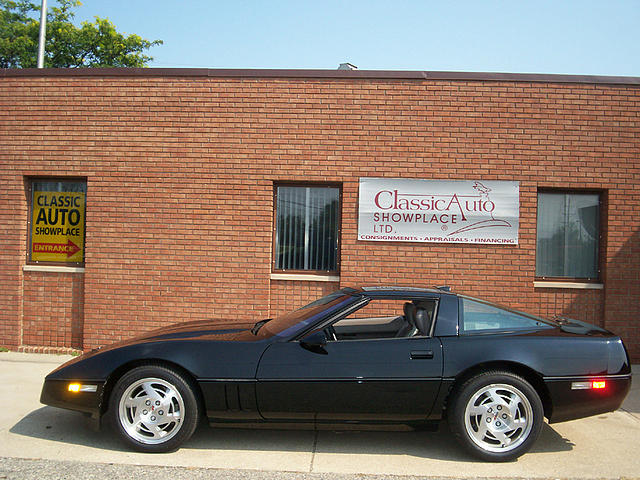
[0,71,638,359]
[22,271,84,348]
[269,280,340,318]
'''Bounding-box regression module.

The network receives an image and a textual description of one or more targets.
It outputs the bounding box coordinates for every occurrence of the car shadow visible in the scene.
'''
[11,407,574,460]
[9,406,128,452]
[530,423,575,453]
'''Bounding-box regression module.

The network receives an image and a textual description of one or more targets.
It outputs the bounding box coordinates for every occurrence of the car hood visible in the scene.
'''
[139,318,256,340]
[89,318,259,354]
[45,318,266,378]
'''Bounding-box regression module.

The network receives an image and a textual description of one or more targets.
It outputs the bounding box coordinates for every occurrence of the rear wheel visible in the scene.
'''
[109,365,200,452]
[449,371,543,462]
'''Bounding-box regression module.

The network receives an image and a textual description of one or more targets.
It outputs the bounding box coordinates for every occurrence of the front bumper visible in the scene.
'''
[40,378,105,425]
[545,374,632,423]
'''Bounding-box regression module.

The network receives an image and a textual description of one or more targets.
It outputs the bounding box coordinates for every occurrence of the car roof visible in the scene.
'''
[355,286,455,296]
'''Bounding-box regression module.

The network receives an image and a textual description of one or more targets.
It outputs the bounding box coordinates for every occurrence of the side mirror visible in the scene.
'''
[300,330,328,355]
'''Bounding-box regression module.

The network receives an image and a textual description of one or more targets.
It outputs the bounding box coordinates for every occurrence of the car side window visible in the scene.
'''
[460,298,547,333]
[330,298,437,341]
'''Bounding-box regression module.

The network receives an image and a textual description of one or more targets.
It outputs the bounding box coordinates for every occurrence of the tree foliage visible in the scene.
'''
[0,0,162,68]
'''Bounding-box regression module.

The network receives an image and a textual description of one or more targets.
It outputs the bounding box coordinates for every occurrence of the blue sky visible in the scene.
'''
[71,0,639,76]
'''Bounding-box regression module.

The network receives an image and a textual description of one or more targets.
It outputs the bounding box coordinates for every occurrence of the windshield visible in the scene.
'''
[258,288,360,339]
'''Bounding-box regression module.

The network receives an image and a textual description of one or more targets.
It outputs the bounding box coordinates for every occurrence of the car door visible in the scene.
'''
[255,297,444,422]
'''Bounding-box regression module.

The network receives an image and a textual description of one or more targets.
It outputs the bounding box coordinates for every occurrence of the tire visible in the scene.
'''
[109,365,200,453]
[449,371,543,462]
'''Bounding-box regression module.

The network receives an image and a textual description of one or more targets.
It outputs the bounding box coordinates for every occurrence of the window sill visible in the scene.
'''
[533,281,603,290]
[270,273,340,282]
[23,265,85,274]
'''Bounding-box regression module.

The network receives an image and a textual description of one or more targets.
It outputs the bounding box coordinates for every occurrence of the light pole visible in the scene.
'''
[37,0,48,68]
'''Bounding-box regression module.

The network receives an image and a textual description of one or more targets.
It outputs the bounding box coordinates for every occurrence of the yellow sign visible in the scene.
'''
[31,191,85,262]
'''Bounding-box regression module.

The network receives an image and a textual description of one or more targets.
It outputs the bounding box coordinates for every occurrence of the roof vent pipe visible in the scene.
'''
[338,63,358,70]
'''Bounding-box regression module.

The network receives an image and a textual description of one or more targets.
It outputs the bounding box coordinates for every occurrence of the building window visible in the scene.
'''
[274,185,340,273]
[28,179,87,266]
[536,191,600,280]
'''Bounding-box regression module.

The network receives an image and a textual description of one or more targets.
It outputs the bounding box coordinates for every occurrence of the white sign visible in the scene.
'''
[358,178,519,244]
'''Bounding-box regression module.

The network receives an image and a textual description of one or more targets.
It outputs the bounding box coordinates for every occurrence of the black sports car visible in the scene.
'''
[41,286,631,461]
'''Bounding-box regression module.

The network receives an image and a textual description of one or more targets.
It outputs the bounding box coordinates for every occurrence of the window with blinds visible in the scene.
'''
[274,185,340,273]
[536,191,600,280]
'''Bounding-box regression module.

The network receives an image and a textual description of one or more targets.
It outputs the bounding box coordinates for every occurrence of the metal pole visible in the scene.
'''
[37,0,48,68]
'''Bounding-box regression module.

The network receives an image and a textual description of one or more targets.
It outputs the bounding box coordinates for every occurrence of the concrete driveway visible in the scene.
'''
[1,352,638,479]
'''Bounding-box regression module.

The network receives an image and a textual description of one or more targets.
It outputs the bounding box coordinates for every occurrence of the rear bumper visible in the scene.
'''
[40,378,105,424]
[544,374,631,423]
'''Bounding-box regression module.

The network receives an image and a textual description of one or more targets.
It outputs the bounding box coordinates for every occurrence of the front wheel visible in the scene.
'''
[449,371,543,462]
[109,365,200,453]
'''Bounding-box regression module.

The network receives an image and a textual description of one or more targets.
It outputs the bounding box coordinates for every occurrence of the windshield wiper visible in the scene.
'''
[251,318,272,335]
[552,315,572,325]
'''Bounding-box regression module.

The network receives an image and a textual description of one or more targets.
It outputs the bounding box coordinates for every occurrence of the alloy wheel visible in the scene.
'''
[463,382,534,453]
[118,377,185,445]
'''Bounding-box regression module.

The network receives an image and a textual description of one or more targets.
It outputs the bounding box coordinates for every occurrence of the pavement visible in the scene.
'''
[0,352,638,479]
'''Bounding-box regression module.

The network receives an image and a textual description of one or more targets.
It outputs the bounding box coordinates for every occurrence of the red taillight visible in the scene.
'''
[592,380,606,389]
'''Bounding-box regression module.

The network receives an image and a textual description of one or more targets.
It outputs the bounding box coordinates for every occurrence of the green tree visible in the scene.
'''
[0,0,162,68]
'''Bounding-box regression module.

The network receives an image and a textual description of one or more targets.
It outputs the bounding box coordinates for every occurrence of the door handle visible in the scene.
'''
[410,350,434,360]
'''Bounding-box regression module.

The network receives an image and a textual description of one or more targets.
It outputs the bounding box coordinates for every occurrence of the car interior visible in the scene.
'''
[331,299,438,341]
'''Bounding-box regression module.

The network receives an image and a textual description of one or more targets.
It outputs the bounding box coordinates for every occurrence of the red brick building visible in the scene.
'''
[1,68,638,360]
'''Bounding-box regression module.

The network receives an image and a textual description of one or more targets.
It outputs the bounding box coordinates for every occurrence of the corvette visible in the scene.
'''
[41,286,631,461]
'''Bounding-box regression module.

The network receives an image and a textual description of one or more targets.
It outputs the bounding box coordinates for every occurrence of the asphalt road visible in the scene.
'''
[1,457,627,480]
[1,352,639,480]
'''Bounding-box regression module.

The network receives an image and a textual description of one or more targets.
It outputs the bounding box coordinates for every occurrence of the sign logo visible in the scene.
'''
[358,178,519,244]
[31,191,85,262]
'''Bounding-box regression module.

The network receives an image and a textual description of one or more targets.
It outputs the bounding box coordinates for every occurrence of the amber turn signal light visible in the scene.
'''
[67,383,97,393]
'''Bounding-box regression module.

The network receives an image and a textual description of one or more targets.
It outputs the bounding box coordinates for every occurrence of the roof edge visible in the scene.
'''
[1,67,639,86]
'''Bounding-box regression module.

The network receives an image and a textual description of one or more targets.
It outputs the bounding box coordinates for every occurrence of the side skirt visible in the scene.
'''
[207,420,440,432]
